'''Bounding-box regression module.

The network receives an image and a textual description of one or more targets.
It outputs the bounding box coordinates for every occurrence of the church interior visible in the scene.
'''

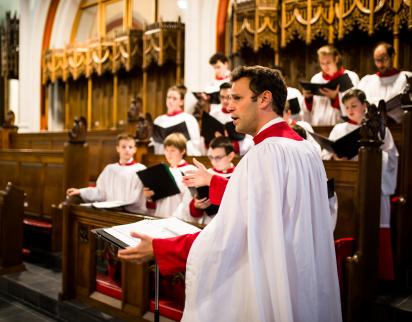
[0,0,412,321]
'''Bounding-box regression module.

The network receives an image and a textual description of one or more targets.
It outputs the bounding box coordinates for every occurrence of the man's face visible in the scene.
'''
[219,88,231,110]
[228,77,259,136]
[212,61,229,79]
[373,46,393,74]
[207,147,233,171]
[116,139,136,163]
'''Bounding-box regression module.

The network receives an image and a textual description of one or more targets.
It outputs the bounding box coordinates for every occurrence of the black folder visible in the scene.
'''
[385,94,404,124]
[300,73,353,96]
[327,178,335,199]
[287,97,301,114]
[136,164,180,201]
[152,122,190,144]
[201,111,245,144]
[92,228,129,249]
[309,127,361,159]
[196,186,219,216]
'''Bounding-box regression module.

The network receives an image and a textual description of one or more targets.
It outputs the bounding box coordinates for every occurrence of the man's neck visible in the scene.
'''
[254,114,281,136]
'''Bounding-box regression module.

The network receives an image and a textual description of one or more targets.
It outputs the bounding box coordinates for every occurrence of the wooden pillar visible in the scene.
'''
[346,104,383,322]
[0,183,25,274]
[63,141,89,193]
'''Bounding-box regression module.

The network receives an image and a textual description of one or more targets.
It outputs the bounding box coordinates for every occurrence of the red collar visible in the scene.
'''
[221,106,230,114]
[323,67,345,81]
[212,166,235,174]
[216,72,230,81]
[118,160,136,166]
[288,119,297,126]
[177,161,189,168]
[167,109,184,117]
[347,119,360,125]
[253,121,304,145]
[376,68,399,78]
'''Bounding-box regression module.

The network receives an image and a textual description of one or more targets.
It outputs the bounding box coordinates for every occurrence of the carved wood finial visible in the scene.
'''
[135,112,153,142]
[401,75,412,108]
[360,101,386,144]
[68,116,87,144]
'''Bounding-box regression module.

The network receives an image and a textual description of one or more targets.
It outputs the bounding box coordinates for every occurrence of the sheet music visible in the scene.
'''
[103,217,201,247]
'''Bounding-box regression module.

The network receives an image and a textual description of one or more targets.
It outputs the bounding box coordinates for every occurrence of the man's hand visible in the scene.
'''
[194,197,212,209]
[66,188,80,196]
[319,85,340,100]
[117,231,154,262]
[143,187,155,202]
[183,158,213,187]
[302,89,313,99]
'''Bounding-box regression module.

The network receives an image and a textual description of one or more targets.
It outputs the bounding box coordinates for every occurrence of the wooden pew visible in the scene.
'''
[61,205,151,321]
[0,183,25,274]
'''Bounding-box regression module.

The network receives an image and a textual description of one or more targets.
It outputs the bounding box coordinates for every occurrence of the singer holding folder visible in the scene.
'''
[302,45,359,126]
[118,66,341,322]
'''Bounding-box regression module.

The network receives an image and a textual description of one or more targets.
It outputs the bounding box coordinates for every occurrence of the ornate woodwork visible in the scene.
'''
[0,11,19,79]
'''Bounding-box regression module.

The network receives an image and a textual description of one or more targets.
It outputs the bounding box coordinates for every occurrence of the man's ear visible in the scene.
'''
[258,90,273,109]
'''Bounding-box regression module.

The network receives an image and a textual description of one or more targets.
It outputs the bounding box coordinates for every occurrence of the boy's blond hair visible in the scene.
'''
[116,133,136,146]
[163,133,187,152]
[317,45,342,67]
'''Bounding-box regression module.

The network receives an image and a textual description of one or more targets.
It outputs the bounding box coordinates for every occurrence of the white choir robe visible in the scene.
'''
[209,104,254,155]
[154,162,197,219]
[302,70,359,126]
[321,122,398,228]
[182,118,342,322]
[287,86,305,121]
[152,112,204,156]
[357,70,412,106]
[80,162,147,213]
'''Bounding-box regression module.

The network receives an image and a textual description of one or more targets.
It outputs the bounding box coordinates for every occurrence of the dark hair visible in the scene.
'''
[342,88,368,105]
[273,65,286,78]
[209,52,229,65]
[219,82,231,91]
[374,42,395,58]
[168,85,187,100]
[231,65,287,115]
[209,136,234,155]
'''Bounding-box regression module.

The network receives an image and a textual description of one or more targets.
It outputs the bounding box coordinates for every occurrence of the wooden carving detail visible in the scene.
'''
[68,116,88,144]
[0,11,19,79]
[112,29,142,73]
[143,19,185,69]
[360,101,385,144]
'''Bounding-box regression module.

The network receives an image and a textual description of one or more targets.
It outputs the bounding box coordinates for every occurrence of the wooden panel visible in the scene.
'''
[92,75,114,130]
[20,162,44,216]
[0,161,18,188]
[67,78,88,127]
[117,69,142,127]
[43,163,65,216]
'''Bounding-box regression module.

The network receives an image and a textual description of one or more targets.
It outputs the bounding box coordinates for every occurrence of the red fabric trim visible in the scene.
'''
[376,68,399,78]
[153,232,200,275]
[253,121,303,145]
[378,228,394,280]
[23,218,52,229]
[96,273,123,300]
[232,140,240,154]
[166,109,184,117]
[189,199,205,218]
[146,201,156,209]
[212,166,235,174]
[330,96,340,109]
[209,175,228,205]
[323,67,345,80]
[391,195,400,203]
[221,106,230,114]
[118,160,136,166]
[304,97,313,112]
[177,161,189,168]
[149,299,183,321]
[347,119,359,125]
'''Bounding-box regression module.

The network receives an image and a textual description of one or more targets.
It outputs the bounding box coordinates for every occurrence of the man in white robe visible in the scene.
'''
[357,42,412,106]
[119,66,342,322]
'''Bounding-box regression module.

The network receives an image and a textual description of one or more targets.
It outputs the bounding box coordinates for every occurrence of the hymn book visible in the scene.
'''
[137,164,180,201]
[93,217,201,249]
[385,94,404,124]
[201,111,246,144]
[287,97,301,114]
[152,122,190,143]
[299,73,353,96]
[196,186,219,216]
[309,128,361,159]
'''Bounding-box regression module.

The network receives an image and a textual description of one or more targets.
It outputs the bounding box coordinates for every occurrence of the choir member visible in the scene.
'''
[119,66,342,322]
[303,45,359,125]
[358,42,412,105]
[152,85,203,156]
[209,82,254,155]
[66,133,146,213]
[208,52,231,87]
[186,136,236,225]
[145,133,197,219]
[322,88,398,280]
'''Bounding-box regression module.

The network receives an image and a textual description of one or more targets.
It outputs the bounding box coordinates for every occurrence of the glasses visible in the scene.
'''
[219,95,230,101]
[374,55,390,64]
[207,154,227,162]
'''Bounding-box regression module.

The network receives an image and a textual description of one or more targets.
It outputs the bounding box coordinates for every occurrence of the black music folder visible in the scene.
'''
[300,73,353,96]
[201,111,246,144]
[136,164,180,201]
[385,94,404,124]
[327,178,335,199]
[309,127,361,159]
[152,122,190,143]
[287,97,301,114]
[196,186,219,216]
